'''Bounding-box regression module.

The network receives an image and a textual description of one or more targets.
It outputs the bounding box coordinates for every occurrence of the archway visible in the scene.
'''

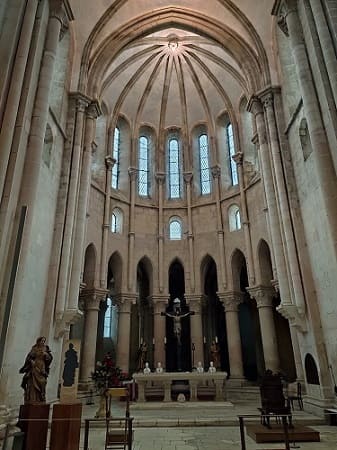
[130,257,154,374]
[201,255,229,371]
[232,249,264,381]
[165,259,191,371]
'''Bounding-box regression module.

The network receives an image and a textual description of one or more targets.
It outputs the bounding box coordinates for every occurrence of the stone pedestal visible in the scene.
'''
[17,403,50,450]
[49,403,82,450]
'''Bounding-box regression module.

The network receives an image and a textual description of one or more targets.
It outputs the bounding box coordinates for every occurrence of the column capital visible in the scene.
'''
[86,99,102,119]
[114,293,137,311]
[232,152,243,166]
[155,172,166,184]
[211,165,221,179]
[246,285,275,308]
[271,0,290,35]
[185,294,202,313]
[247,95,263,116]
[150,295,169,313]
[128,167,138,181]
[257,86,282,111]
[69,92,91,113]
[277,303,307,333]
[105,156,116,170]
[80,287,108,311]
[217,291,243,312]
[183,171,193,184]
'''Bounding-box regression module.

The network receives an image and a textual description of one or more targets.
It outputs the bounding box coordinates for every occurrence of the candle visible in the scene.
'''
[215,336,218,343]
[152,337,155,345]
[203,336,206,344]
[164,337,167,344]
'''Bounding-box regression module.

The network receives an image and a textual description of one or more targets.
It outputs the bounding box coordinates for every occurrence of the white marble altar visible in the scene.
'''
[133,371,227,402]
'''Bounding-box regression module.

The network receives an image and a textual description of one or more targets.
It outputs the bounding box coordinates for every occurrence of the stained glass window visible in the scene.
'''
[169,219,182,240]
[112,127,120,189]
[168,138,181,198]
[227,124,238,186]
[199,134,211,195]
[138,136,149,196]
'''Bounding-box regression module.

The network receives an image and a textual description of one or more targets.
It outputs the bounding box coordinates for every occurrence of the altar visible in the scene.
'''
[133,372,227,402]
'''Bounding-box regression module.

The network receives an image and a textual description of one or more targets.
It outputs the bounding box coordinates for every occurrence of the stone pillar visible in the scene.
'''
[260,89,306,314]
[232,152,255,286]
[155,173,165,293]
[185,294,204,366]
[127,169,137,291]
[68,100,101,310]
[211,166,227,291]
[248,286,280,372]
[276,2,337,260]
[100,156,115,288]
[219,292,244,379]
[152,296,168,367]
[80,288,107,383]
[116,294,136,372]
[247,97,292,305]
[0,0,40,200]
[55,94,90,322]
[184,172,195,292]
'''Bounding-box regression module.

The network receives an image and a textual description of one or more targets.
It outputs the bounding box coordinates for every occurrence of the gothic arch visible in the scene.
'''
[230,248,247,291]
[257,239,273,286]
[137,255,154,296]
[107,251,123,293]
[83,243,97,288]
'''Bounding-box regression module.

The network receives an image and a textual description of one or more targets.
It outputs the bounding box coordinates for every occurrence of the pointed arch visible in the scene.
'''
[137,255,154,296]
[230,248,247,291]
[257,239,273,286]
[83,243,97,288]
[200,254,218,293]
[107,251,123,293]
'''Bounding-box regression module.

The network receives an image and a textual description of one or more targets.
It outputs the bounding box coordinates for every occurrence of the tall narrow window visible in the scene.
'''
[227,124,238,185]
[168,138,181,198]
[111,208,123,233]
[112,127,120,189]
[104,297,113,338]
[169,218,182,240]
[199,134,211,195]
[138,136,149,196]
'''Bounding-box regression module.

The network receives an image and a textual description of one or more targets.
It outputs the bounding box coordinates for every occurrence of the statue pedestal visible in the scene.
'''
[49,403,82,450]
[18,403,50,450]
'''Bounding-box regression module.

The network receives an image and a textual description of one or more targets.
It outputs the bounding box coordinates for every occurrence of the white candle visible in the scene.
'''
[152,337,155,345]
[203,336,206,344]
[164,337,167,344]
[215,336,218,343]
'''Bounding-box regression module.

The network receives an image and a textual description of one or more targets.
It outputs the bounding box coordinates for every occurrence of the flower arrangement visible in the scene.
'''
[91,352,129,392]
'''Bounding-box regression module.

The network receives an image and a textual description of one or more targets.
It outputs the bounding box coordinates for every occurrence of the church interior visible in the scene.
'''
[1,0,337,447]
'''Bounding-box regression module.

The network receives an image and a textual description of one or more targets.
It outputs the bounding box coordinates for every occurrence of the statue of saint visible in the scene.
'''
[196,361,204,373]
[208,361,216,373]
[156,362,164,373]
[136,341,148,372]
[62,343,79,387]
[161,298,194,345]
[143,362,151,374]
[19,337,53,403]
[210,340,221,369]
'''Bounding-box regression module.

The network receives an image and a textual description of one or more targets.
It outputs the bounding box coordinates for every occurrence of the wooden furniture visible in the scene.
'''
[259,371,292,428]
[133,371,227,402]
[49,403,82,450]
[17,403,50,450]
[288,382,303,410]
[104,387,133,450]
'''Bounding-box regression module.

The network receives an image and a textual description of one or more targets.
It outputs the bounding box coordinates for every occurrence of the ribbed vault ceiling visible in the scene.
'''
[101,28,246,131]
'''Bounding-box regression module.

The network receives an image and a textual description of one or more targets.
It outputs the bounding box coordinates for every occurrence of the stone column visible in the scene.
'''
[127,169,137,291]
[219,292,244,379]
[155,173,165,293]
[211,166,227,291]
[152,296,168,366]
[55,94,90,322]
[185,294,204,366]
[100,156,115,288]
[116,294,136,372]
[247,97,292,305]
[80,288,107,383]
[184,172,195,292]
[248,286,280,372]
[68,100,101,310]
[232,152,255,286]
[275,2,337,259]
[0,0,40,200]
[260,89,306,314]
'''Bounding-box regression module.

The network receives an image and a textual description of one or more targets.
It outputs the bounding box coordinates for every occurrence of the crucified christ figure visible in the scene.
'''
[161,298,194,345]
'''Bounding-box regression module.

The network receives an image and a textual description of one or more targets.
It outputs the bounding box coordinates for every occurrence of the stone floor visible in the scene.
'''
[79,398,337,450]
